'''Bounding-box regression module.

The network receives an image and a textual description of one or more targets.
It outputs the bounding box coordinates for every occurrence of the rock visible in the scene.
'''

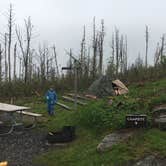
[154,117,166,130]
[152,105,166,118]
[134,155,158,166]
[108,99,113,105]
[88,75,114,97]
[133,155,166,166]
[97,130,134,152]
[152,105,166,130]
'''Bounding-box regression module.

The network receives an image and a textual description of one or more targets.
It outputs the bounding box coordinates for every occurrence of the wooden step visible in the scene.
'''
[57,102,71,110]
[17,111,42,117]
[66,93,89,101]
[62,96,87,106]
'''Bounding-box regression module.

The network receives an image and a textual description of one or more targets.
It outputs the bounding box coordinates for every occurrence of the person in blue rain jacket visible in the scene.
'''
[45,87,57,115]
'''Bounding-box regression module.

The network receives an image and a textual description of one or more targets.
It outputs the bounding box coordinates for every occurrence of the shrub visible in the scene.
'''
[74,97,149,131]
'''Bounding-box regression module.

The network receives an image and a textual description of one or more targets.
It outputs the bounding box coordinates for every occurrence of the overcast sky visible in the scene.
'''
[0,0,166,67]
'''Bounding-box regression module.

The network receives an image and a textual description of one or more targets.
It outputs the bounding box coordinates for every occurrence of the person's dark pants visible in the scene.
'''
[47,103,55,115]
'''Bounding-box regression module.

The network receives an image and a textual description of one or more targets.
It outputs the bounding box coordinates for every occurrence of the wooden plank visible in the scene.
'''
[57,102,71,110]
[85,94,97,100]
[66,93,90,101]
[62,96,87,106]
[17,111,42,117]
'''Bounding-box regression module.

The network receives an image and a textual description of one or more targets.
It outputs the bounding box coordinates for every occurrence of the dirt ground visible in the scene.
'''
[0,130,49,166]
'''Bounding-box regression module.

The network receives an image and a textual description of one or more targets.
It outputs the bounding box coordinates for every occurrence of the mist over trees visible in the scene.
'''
[0,5,165,97]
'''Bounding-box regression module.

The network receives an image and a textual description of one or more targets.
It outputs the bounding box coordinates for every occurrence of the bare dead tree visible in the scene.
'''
[145,25,149,68]
[4,33,8,81]
[50,58,56,81]
[160,34,165,64]
[25,17,33,82]
[86,46,91,77]
[0,44,3,82]
[28,49,34,82]
[120,35,124,73]
[65,48,75,82]
[106,33,115,79]
[46,56,49,80]
[135,52,144,69]
[53,45,60,78]
[7,4,14,82]
[154,42,160,66]
[69,48,73,81]
[107,33,115,77]
[98,19,104,76]
[92,17,98,79]
[80,26,86,78]
[38,45,49,82]
[124,35,128,72]
[111,33,115,64]
[18,57,22,79]
[115,28,120,76]
[13,43,17,81]
[32,63,37,79]
[37,67,40,80]
[16,17,33,83]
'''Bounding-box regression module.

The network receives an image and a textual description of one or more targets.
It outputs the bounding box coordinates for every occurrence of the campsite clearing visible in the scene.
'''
[0,78,166,166]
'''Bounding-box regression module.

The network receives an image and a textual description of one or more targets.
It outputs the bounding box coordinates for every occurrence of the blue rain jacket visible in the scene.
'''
[46,90,57,105]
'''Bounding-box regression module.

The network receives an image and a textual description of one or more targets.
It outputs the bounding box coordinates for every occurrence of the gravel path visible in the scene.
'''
[0,130,49,166]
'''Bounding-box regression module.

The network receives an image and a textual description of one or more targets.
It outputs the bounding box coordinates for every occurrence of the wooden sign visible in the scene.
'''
[126,114,147,128]
[62,67,72,70]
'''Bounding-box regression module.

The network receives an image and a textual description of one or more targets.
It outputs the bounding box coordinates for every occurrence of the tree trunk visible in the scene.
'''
[98,19,104,76]
[13,43,17,81]
[4,33,8,81]
[145,25,149,68]
[92,17,97,79]
[53,45,60,78]
[0,44,2,82]
[8,4,13,82]
[115,28,119,76]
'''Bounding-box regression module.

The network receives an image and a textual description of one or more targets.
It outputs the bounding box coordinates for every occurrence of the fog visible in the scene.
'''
[0,0,166,67]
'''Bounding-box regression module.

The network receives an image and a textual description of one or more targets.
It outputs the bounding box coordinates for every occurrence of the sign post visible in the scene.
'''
[62,56,81,111]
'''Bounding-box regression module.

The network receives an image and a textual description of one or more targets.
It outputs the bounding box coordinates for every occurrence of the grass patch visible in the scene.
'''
[10,78,166,165]
[33,129,166,166]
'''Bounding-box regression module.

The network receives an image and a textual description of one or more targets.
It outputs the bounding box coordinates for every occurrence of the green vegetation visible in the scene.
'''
[33,128,166,166]
[17,78,166,166]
